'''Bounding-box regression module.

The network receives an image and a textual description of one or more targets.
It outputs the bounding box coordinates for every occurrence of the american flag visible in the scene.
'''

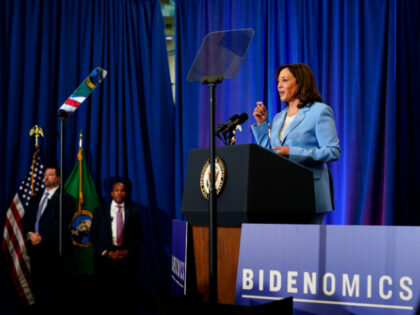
[2,150,45,306]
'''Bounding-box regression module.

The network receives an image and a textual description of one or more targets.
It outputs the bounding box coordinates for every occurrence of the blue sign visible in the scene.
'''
[171,220,188,296]
[235,224,420,314]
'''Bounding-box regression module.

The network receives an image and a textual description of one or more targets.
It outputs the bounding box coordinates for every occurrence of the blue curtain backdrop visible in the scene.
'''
[1,0,420,312]
[174,0,420,225]
[0,0,174,313]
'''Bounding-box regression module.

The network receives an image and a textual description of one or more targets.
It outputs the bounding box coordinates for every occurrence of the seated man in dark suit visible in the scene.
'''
[90,181,143,313]
[22,166,75,313]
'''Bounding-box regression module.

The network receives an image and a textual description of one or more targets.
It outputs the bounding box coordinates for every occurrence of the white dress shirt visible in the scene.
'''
[39,186,59,216]
[279,114,296,142]
[110,200,125,246]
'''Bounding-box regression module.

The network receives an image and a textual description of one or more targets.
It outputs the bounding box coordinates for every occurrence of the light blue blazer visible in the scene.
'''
[251,102,340,213]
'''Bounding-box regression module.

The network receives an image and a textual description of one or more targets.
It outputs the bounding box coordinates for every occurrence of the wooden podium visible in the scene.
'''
[182,144,316,303]
[191,226,241,304]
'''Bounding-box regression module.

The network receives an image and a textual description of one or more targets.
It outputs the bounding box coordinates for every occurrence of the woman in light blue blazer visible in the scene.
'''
[252,63,340,222]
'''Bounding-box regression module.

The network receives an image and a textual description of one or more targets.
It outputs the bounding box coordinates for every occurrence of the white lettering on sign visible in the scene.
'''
[241,268,413,303]
[287,271,298,293]
[243,268,254,290]
[269,270,281,291]
[343,274,360,297]
[171,255,185,281]
[399,277,413,301]
[323,273,336,296]
[379,276,392,300]
[303,272,316,294]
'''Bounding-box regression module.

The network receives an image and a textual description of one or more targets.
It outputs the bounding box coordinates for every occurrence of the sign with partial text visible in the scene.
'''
[235,224,420,314]
[171,220,188,296]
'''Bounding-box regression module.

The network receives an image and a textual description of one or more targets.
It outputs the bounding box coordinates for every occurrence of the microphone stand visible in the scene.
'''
[58,111,68,258]
[201,74,223,304]
[217,124,238,147]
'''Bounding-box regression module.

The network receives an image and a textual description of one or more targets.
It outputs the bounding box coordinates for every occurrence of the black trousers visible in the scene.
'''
[94,257,141,314]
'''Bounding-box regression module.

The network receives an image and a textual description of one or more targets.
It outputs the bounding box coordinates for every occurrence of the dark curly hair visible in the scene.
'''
[275,63,322,108]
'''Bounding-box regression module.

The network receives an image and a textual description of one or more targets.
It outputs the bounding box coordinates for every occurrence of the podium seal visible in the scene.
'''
[200,156,226,200]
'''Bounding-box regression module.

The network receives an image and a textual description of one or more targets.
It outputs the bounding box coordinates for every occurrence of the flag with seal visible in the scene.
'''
[64,132,100,275]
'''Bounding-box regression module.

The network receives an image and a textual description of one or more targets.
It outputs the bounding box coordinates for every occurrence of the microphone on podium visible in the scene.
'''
[220,113,248,134]
[216,114,239,134]
[216,113,249,146]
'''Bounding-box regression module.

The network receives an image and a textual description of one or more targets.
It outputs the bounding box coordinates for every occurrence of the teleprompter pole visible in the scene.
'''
[201,75,223,304]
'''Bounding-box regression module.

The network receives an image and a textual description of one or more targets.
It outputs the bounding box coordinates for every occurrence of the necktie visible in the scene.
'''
[35,192,49,233]
[116,205,124,246]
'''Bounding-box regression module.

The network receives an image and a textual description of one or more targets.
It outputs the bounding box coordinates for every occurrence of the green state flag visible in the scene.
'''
[65,146,100,275]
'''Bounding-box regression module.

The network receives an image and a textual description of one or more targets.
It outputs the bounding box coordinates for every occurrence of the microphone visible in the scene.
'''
[216,114,239,134]
[58,67,108,118]
[220,113,248,134]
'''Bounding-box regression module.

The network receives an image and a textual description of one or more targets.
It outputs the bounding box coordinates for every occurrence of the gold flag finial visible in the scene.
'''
[29,125,44,148]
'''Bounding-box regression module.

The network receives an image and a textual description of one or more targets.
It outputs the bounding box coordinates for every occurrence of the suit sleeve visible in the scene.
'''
[90,205,107,255]
[288,106,341,165]
[125,207,143,254]
[39,192,75,244]
[38,204,59,243]
[251,121,272,149]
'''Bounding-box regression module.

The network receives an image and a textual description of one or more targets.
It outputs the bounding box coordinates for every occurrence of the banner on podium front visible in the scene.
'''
[171,220,188,296]
[235,224,420,314]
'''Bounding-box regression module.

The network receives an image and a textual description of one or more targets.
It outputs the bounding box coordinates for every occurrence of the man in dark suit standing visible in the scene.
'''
[22,166,75,313]
[90,181,143,313]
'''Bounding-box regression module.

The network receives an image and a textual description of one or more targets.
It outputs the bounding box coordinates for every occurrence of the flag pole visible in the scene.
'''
[78,131,84,212]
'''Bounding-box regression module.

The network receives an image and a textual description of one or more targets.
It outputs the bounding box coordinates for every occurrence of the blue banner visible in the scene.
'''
[235,224,420,314]
[171,220,188,296]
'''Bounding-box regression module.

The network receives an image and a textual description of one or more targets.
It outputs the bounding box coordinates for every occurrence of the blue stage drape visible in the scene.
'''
[0,0,174,312]
[1,0,420,312]
[174,0,420,225]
